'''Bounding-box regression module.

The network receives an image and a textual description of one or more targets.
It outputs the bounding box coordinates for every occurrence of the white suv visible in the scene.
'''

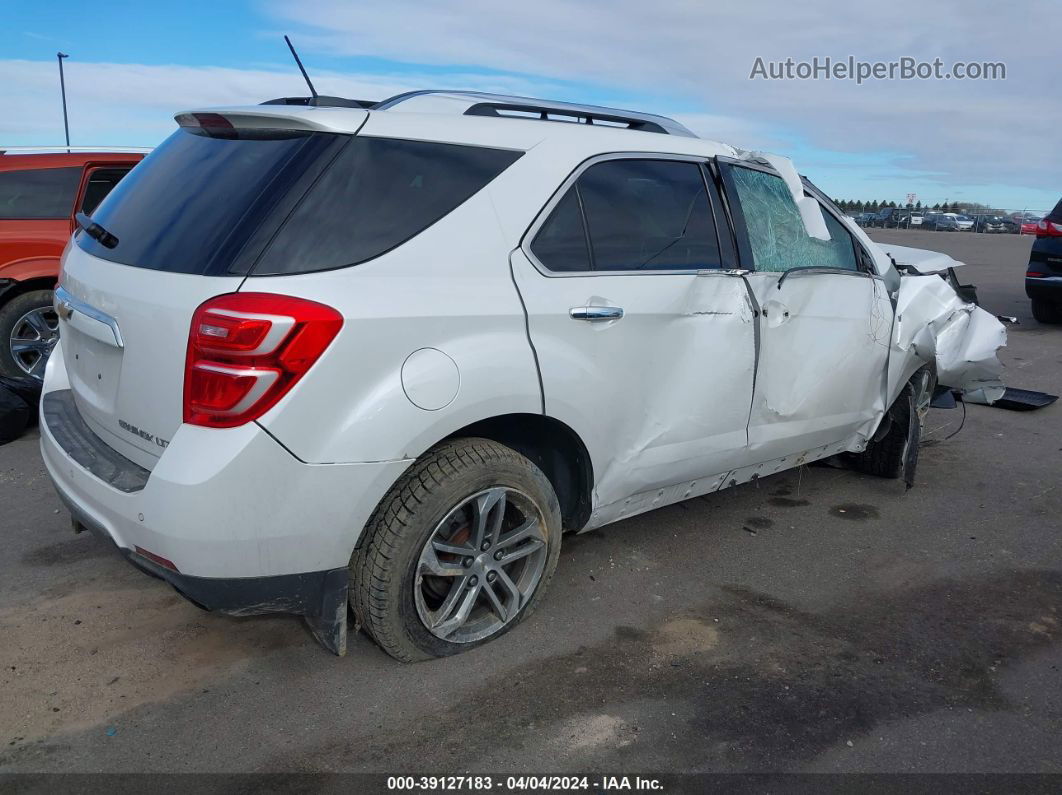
[40,91,1006,661]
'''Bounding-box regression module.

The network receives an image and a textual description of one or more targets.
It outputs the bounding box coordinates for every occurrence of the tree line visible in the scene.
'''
[830,199,1003,214]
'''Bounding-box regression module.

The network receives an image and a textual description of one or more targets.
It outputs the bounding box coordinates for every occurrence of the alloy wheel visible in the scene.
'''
[10,306,59,379]
[415,487,548,644]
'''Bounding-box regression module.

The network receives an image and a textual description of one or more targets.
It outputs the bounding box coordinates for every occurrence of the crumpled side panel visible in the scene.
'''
[892,274,1007,404]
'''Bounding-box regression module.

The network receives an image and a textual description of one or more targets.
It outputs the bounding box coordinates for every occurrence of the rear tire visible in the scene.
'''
[0,290,58,380]
[351,437,562,662]
[1031,298,1062,324]
[855,367,935,480]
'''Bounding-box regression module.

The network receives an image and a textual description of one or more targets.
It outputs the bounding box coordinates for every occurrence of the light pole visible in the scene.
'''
[57,52,70,149]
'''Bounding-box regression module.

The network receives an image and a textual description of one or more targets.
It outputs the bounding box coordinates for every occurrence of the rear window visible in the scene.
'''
[76,128,342,275]
[0,166,81,219]
[76,127,522,276]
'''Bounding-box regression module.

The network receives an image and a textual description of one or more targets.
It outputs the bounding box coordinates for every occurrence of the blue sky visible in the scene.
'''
[3,0,1058,212]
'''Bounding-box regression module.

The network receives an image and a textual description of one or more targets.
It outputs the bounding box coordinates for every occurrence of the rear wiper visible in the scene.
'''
[75,212,119,249]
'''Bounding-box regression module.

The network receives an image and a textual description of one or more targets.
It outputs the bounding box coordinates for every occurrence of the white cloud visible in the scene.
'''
[268,0,1061,197]
[0,59,573,147]
[4,1,1058,206]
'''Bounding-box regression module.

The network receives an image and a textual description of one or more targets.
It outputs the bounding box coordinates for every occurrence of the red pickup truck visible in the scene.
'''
[0,148,146,378]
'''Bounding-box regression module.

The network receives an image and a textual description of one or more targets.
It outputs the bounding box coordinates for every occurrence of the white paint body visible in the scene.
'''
[40,99,1007,579]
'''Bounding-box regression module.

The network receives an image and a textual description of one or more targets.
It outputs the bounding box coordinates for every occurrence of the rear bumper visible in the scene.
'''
[1025,275,1062,301]
[58,483,347,618]
[39,344,412,584]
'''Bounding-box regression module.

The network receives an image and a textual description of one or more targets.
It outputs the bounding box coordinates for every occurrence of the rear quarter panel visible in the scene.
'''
[246,187,542,464]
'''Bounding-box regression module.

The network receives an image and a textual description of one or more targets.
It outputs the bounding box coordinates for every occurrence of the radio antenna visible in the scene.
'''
[284,35,318,99]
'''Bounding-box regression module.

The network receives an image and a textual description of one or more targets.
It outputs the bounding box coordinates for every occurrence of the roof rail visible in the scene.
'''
[0,146,152,155]
[260,96,377,109]
[374,91,697,137]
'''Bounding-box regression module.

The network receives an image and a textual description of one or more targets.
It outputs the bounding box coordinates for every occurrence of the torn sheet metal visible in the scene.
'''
[877,243,964,275]
[891,273,1007,404]
[735,150,832,241]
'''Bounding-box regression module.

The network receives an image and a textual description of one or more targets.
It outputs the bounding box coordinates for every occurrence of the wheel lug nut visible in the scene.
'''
[462,557,474,568]
[467,576,478,587]
[486,571,498,584]
[493,550,504,561]
[481,541,491,551]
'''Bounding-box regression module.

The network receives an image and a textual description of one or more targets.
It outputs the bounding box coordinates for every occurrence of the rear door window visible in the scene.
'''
[0,167,81,219]
[724,165,857,272]
[79,167,134,215]
[529,187,591,272]
[579,159,723,271]
[529,158,724,273]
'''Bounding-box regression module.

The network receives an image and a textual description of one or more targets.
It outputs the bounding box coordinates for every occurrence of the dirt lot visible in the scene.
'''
[1,229,1059,775]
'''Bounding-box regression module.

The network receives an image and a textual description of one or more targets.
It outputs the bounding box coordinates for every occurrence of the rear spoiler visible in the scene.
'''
[261,96,377,109]
[174,106,369,134]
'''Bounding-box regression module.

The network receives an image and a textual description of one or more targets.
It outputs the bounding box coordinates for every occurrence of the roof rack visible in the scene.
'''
[373,90,697,137]
[260,96,377,109]
[0,146,152,155]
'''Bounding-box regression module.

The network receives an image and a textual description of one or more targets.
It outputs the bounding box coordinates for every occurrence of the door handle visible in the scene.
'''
[569,306,624,322]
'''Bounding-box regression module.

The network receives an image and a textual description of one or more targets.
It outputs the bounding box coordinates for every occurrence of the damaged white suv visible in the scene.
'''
[40,91,1006,661]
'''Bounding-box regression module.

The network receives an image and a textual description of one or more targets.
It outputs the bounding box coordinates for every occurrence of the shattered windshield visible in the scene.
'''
[729,166,857,273]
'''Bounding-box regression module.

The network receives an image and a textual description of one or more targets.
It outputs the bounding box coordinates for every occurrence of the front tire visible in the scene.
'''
[855,367,935,482]
[351,438,562,662]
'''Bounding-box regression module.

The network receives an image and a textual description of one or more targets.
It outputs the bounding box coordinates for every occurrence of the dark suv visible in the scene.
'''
[871,207,912,228]
[0,149,145,378]
[1026,197,1062,323]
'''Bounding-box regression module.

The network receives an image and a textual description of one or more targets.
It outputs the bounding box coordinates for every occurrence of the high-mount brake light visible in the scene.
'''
[176,112,238,139]
[184,293,342,428]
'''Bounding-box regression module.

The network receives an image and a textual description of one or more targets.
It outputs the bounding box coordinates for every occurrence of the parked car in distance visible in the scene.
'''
[943,213,974,231]
[0,148,146,378]
[972,214,1006,233]
[908,212,924,226]
[1020,217,1042,235]
[923,214,959,231]
[1026,197,1062,323]
[853,212,876,227]
[890,210,913,228]
[872,207,906,228]
[38,92,1005,661]
[999,216,1021,234]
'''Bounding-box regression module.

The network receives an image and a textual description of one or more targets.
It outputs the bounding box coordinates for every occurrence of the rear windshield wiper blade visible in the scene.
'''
[75,212,119,249]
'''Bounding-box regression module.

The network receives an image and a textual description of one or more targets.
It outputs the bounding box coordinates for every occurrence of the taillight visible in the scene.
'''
[1036,219,1062,237]
[184,293,342,428]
